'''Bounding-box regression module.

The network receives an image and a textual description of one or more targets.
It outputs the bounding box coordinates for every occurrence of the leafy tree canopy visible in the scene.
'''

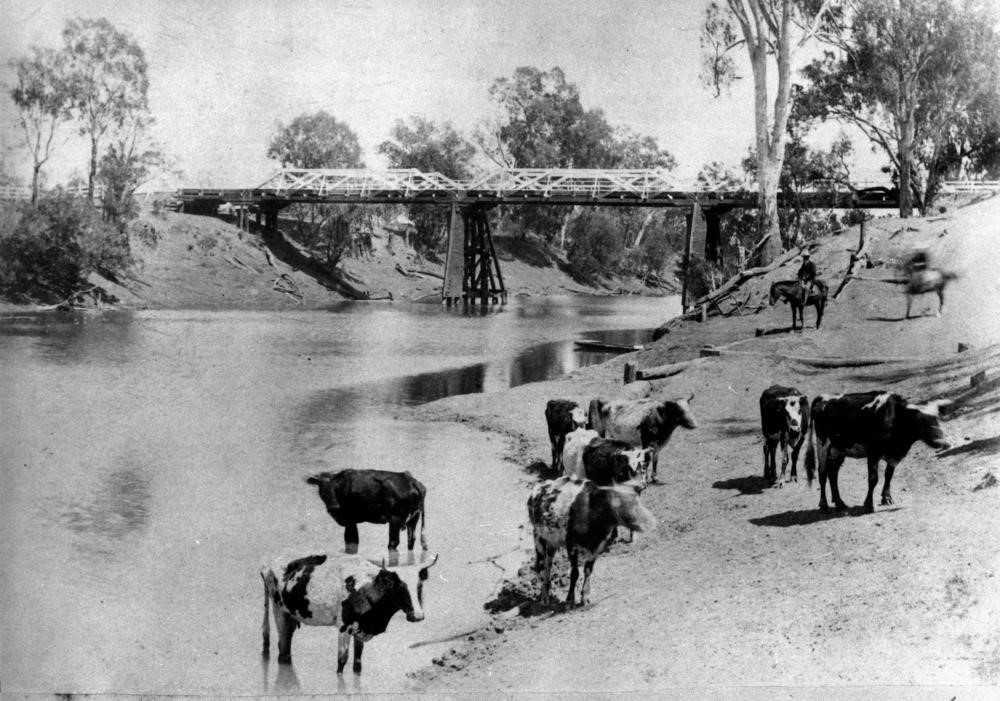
[377,116,476,179]
[267,111,364,169]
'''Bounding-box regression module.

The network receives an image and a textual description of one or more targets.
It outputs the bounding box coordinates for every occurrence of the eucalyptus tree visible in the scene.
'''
[701,0,836,263]
[8,47,73,204]
[266,110,364,169]
[798,0,1000,215]
[62,18,149,202]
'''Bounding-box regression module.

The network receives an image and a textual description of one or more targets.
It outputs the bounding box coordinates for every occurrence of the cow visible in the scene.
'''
[759,385,810,487]
[306,469,427,553]
[804,391,951,513]
[545,399,589,472]
[587,395,697,484]
[562,428,651,489]
[528,476,656,607]
[260,551,438,674]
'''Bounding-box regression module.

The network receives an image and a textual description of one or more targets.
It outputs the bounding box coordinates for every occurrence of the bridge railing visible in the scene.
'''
[257,168,464,196]
[0,184,105,201]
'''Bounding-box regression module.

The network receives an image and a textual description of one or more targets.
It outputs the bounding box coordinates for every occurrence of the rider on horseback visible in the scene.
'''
[797,250,817,306]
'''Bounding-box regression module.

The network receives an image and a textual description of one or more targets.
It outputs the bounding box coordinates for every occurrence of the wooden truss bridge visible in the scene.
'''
[176,168,903,306]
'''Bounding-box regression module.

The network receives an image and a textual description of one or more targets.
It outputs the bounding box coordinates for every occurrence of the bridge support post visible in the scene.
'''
[442,205,506,306]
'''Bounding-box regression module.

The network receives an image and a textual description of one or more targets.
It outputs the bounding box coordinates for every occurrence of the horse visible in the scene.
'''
[905,268,957,318]
[769,279,828,331]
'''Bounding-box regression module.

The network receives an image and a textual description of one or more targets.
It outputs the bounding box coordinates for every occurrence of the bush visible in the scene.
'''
[565,210,625,281]
[0,193,130,302]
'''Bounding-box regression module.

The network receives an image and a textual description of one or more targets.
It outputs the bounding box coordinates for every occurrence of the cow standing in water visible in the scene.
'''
[805,392,951,513]
[545,399,589,473]
[260,552,437,674]
[759,385,810,486]
[527,476,656,607]
[588,395,697,484]
[306,469,427,553]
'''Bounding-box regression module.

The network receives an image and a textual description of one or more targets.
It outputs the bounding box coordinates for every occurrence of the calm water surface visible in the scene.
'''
[0,295,678,695]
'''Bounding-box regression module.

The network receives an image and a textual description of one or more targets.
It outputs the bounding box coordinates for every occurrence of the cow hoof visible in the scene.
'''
[881,495,894,506]
[278,654,292,665]
[819,504,830,514]
[834,502,848,512]
[354,663,362,674]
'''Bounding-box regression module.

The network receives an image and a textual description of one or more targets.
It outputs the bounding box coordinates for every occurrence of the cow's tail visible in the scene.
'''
[260,566,277,658]
[420,500,428,550]
[804,422,817,487]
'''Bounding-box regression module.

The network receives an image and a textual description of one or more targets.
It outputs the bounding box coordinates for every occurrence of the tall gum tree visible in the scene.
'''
[9,47,73,204]
[63,18,149,202]
[702,0,834,263]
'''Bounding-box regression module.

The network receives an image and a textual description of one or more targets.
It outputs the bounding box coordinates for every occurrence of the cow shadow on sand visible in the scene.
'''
[712,475,772,495]
[523,459,560,480]
[864,314,909,322]
[750,505,903,527]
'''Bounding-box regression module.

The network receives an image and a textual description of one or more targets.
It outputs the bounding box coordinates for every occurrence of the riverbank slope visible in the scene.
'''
[404,194,1000,694]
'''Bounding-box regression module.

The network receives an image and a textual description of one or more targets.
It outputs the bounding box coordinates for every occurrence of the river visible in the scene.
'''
[0,294,679,696]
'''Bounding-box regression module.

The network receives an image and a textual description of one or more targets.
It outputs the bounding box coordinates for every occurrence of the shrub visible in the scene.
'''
[565,210,625,281]
[0,193,130,302]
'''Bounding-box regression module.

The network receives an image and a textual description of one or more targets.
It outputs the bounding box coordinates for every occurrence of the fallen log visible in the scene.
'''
[682,246,804,320]
[632,358,704,382]
[395,263,444,280]
[833,222,869,299]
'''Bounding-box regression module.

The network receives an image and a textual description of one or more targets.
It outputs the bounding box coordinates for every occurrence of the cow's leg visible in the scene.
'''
[862,455,881,512]
[649,450,660,484]
[533,533,545,572]
[405,511,420,551]
[337,630,351,674]
[551,437,561,471]
[777,435,790,487]
[352,638,364,674]
[540,544,556,605]
[580,556,597,606]
[275,608,296,665]
[817,442,830,512]
[566,548,580,608]
[344,523,360,554]
[905,294,913,319]
[261,576,271,658]
[936,289,944,316]
[763,440,774,481]
[789,437,802,482]
[828,456,848,511]
[881,459,899,506]
[387,518,402,551]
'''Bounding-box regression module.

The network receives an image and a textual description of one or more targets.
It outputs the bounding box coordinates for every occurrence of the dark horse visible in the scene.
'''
[769,279,828,330]
[905,268,957,318]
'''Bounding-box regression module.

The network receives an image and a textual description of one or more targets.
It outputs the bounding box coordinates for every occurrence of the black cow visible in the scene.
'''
[261,552,437,673]
[545,399,589,472]
[306,469,427,552]
[805,392,951,513]
[759,385,810,486]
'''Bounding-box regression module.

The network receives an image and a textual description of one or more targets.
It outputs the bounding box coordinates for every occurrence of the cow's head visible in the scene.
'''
[614,447,653,490]
[358,553,439,628]
[570,405,588,430]
[910,400,952,450]
[781,395,806,434]
[603,485,657,533]
[659,396,698,431]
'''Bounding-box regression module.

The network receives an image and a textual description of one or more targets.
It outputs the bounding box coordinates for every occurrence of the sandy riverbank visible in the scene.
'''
[401,195,1000,695]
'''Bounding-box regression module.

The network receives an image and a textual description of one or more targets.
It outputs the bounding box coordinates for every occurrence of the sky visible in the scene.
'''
[0,0,888,190]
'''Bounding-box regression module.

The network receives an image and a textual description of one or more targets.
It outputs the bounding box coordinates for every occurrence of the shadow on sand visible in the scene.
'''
[712,474,771,495]
[750,505,903,527]
[864,315,909,322]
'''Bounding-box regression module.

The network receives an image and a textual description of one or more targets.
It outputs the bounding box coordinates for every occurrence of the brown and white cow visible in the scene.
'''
[527,476,656,607]
[588,395,697,484]
[545,399,589,472]
[805,391,951,513]
[260,551,438,674]
[306,469,427,553]
[759,385,810,486]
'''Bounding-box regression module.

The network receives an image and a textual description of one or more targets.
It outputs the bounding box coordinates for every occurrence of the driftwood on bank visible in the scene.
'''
[624,358,704,384]
[395,263,444,280]
[833,221,869,299]
[681,246,804,321]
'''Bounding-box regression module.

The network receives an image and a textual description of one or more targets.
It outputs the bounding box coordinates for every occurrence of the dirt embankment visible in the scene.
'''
[402,194,1000,694]
[10,209,668,312]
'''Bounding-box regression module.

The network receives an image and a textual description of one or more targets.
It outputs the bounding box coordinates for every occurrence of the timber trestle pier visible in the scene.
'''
[176,168,900,306]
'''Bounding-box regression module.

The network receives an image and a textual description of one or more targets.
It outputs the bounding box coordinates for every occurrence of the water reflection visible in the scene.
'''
[1,311,139,366]
[55,467,150,554]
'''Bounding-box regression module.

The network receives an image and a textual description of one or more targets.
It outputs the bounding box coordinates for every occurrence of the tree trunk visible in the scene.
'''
[898,115,915,218]
[88,136,98,203]
[31,163,41,206]
[631,210,656,249]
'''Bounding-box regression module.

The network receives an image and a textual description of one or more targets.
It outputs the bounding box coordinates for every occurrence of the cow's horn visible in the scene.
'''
[423,552,439,569]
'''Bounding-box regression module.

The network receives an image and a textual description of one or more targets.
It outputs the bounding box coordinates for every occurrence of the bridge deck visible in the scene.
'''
[175,168,902,210]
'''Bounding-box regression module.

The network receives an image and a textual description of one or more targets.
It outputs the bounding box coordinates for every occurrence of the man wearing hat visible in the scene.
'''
[797,249,817,306]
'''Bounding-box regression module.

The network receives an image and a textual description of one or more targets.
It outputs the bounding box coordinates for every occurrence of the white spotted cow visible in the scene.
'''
[527,476,656,607]
[588,395,697,484]
[545,399,589,472]
[260,551,437,674]
[805,391,951,513]
[759,385,810,487]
